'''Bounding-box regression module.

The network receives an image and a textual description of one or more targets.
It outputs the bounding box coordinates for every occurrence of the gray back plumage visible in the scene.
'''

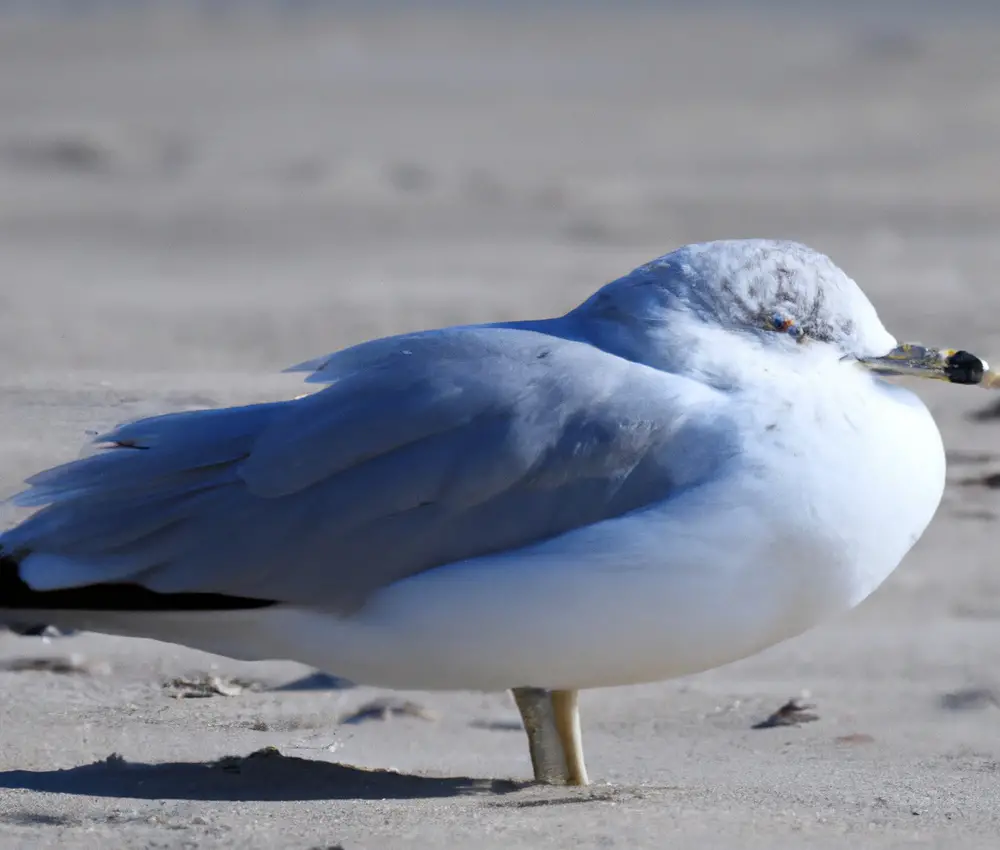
[4,327,735,612]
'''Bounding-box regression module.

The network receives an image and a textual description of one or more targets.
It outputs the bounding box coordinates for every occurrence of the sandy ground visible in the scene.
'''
[2,3,1000,848]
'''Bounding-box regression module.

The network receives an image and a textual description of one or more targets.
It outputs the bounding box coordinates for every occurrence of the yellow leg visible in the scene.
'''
[552,689,588,786]
[511,687,589,786]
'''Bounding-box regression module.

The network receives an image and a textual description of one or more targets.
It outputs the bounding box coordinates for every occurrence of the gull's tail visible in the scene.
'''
[0,401,287,645]
[0,545,276,641]
[0,545,300,668]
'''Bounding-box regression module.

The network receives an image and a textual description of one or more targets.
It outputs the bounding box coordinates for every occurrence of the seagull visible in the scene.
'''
[0,239,991,786]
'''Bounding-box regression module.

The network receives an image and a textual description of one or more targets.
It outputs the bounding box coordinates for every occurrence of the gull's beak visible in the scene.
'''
[856,344,988,385]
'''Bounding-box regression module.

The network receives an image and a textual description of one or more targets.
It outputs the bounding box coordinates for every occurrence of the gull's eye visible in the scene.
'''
[767,312,805,341]
[768,312,793,332]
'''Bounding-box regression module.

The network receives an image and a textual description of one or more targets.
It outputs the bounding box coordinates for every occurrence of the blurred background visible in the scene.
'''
[3,6,1000,845]
[1,0,999,378]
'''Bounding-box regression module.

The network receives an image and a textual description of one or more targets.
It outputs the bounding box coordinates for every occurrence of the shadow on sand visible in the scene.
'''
[0,748,526,802]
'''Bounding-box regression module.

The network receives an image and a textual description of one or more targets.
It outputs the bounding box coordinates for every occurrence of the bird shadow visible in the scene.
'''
[271,671,355,691]
[0,749,525,802]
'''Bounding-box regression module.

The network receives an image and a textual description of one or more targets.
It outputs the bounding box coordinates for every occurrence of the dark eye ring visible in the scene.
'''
[769,312,792,331]
[769,313,804,340]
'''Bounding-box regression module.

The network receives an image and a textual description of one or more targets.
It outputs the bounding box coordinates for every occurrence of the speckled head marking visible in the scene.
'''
[569,240,897,382]
[580,240,880,349]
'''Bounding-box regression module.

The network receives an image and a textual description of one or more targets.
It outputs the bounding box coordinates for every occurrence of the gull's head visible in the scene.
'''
[570,238,988,390]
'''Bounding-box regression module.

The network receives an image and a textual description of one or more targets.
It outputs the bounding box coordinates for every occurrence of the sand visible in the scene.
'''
[1,3,1000,848]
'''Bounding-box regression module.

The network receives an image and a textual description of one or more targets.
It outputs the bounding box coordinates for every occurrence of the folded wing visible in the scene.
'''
[2,325,732,614]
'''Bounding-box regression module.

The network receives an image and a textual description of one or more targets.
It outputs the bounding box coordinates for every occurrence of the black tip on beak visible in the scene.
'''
[945,350,986,385]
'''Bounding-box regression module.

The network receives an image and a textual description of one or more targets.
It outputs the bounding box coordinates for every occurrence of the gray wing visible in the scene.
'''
[2,324,734,614]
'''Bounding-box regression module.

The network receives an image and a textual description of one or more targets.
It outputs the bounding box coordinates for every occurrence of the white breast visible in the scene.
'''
[744,369,946,613]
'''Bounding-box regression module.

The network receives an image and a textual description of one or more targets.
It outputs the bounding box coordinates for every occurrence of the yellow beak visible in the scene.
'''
[857,344,988,385]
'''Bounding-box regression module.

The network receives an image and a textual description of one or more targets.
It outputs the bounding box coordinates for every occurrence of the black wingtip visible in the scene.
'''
[0,548,62,634]
[0,549,276,613]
